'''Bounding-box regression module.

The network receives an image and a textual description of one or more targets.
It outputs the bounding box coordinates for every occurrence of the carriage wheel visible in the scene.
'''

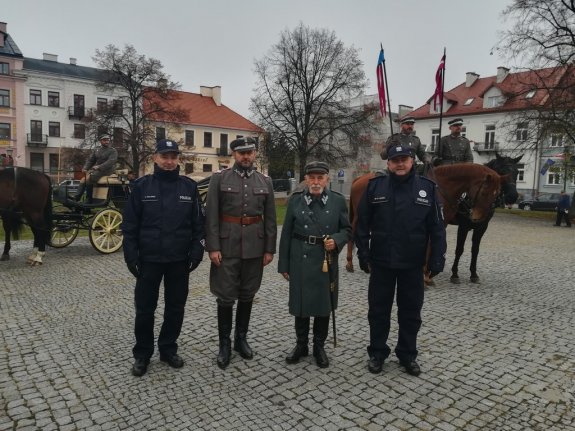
[49,225,79,248]
[89,208,123,254]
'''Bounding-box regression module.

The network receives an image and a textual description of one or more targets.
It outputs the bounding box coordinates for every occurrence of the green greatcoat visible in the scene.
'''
[278,188,352,317]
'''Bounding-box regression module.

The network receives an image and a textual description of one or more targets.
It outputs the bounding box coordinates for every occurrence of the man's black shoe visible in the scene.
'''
[313,345,329,368]
[285,344,309,364]
[131,358,150,377]
[400,360,421,376]
[368,357,383,374]
[160,353,184,369]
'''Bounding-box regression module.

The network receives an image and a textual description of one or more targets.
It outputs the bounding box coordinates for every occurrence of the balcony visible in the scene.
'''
[68,106,86,120]
[473,142,499,153]
[217,147,229,157]
[27,134,48,147]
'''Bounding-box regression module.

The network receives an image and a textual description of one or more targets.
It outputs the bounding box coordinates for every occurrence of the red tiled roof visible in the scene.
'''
[410,66,571,120]
[146,88,264,133]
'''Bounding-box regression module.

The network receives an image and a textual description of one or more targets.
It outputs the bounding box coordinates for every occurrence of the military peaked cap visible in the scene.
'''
[448,118,464,127]
[304,161,329,175]
[230,137,257,152]
[400,116,416,125]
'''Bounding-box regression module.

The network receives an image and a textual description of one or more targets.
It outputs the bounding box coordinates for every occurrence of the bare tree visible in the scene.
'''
[90,44,188,174]
[250,23,375,180]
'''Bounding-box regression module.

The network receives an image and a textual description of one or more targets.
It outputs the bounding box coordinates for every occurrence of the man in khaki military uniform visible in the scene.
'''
[205,137,277,369]
[381,116,431,164]
[436,118,474,165]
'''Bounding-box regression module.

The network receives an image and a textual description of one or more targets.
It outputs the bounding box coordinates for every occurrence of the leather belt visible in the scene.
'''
[221,214,262,225]
[292,232,325,246]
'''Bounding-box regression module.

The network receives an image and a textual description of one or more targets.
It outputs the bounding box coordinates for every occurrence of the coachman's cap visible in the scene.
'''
[155,139,180,154]
[400,116,416,125]
[304,161,329,175]
[387,144,414,160]
[448,118,464,127]
[230,137,257,152]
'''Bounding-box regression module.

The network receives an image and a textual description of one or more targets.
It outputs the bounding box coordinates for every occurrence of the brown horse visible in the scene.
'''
[0,167,53,265]
[346,163,509,281]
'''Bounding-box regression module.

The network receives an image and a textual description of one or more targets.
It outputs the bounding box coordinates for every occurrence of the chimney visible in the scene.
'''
[398,105,413,118]
[465,72,479,87]
[200,85,222,106]
[70,57,77,65]
[496,66,509,83]
[43,53,58,62]
[0,22,6,48]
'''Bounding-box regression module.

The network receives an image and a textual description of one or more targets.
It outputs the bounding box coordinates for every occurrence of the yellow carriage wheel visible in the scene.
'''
[89,208,123,254]
[49,225,79,248]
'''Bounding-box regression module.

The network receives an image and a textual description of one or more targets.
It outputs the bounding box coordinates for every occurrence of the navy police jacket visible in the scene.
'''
[354,169,446,272]
[122,165,205,265]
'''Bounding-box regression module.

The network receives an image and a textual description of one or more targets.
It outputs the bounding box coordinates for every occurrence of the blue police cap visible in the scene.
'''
[155,139,180,154]
[387,144,414,159]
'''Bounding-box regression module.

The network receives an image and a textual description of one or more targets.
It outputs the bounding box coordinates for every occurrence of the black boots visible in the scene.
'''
[216,305,233,369]
[286,316,329,368]
[72,182,85,201]
[285,317,310,364]
[234,301,253,359]
[313,316,330,368]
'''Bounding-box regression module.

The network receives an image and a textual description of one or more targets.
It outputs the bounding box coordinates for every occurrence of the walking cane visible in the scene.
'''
[323,235,337,348]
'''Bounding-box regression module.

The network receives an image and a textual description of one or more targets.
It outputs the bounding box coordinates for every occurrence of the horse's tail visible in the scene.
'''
[2,210,24,240]
[42,176,53,244]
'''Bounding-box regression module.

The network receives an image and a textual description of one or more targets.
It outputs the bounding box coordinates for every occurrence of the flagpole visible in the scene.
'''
[437,47,446,155]
[381,43,394,135]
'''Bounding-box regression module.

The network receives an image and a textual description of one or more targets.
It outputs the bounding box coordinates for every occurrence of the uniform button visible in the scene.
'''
[244,204,247,207]
[303,254,307,258]
[244,184,248,188]
[304,225,308,228]
[244,194,248,197]
[227,187,231,191]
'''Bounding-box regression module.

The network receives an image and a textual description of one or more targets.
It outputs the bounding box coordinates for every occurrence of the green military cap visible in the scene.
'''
[305,161,329,175]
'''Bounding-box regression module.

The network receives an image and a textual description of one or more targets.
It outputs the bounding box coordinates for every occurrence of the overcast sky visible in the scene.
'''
[4,0,512,119]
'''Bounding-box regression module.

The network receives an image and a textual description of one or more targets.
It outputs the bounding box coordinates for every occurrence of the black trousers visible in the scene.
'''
[133,261,189,359]
[555,210,571,226]
[367,265,424,362]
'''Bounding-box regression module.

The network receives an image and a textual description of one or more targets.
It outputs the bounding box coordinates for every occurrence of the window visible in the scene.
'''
[30,120,42,140]
[49,154,59,174]
[202,164,212,172]
[30,89,42,105]
[460,127,467,138]
[547,172,561,185]
[0,123,11,139]
[204,132,212,148]
[516,123,528,141]
[464,98,474,105]
[487,96,503,108]
[525,90,536,99]
[49,121,60,137]
[73,94,85,117]
[484,125,496,149]
[112,99,123,115]
[517,164,525,182]
[48,91,60,107]
[113,127,124,146]
[73,124,85,139]
[97,97,107,112]
[185,163,194,174]
[0,62,9,75]
[0,89,9,107]
[219,133,228,155]
[30,153,44,172]
[550,133,563,147]
[185,130,194,146]
[429,129,440,152]
[156,127,166,141]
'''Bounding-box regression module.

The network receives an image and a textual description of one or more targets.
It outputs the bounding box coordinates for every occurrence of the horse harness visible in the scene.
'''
[436,174,493,219]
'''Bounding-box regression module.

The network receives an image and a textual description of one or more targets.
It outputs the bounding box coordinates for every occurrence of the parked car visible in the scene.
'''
[272,179,290,192]
[518,193,560,211]
[53,179,81,199]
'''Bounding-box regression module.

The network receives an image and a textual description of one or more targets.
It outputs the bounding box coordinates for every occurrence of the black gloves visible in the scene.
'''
[359,258,370,274]
[188,259,201,273]
[127,261,139,278]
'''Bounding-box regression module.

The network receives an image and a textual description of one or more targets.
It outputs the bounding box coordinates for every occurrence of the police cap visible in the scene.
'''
[387,144,414,160]
[448,118,464,127]
[230,137,257,152]
[155,139,181,154]
[304,161,329,175]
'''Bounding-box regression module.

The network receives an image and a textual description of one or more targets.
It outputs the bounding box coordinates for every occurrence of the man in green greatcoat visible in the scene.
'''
[278,161,351,368]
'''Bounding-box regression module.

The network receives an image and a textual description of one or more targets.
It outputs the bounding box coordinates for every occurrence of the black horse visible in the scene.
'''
[0,167,53,265]
[449,153,523,284]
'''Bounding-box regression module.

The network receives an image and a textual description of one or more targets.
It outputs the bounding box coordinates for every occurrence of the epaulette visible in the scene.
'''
[214,167,231,174]
[419,176,437,186]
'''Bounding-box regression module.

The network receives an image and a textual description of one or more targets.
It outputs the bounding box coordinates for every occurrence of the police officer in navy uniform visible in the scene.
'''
[205,137,277,369]
[436,118,474,165]
[122,139,205,377]
[355,144,446,376]
[381,116,431,164]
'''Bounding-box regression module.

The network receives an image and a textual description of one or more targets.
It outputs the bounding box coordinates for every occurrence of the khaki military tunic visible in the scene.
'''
[436,135,474,165]
[205,164,277,303]
[83,145,118,183]
[382,133,430,164]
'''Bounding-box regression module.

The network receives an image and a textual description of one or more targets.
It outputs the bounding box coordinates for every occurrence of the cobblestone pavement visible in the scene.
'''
[1,213,574,430]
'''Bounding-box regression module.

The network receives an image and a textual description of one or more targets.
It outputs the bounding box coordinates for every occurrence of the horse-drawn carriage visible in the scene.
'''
[50,172,129,253]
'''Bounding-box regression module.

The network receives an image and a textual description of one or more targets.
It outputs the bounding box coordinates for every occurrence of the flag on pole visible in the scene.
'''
[540,158,555,175]
[376,49,386,117]
[433,54,446,110]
